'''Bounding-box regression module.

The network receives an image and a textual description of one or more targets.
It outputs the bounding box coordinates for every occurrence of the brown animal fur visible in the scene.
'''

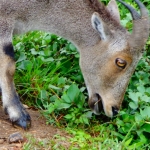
[0,0,149,129]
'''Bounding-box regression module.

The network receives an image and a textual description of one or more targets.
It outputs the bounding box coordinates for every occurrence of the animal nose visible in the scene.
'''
[112,106,119,116]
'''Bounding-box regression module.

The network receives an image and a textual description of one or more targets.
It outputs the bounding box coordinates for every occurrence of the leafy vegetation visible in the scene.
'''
[12,0,150,149]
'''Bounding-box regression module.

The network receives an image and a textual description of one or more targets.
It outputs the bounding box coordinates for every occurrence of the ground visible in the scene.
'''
[0,106,70,150]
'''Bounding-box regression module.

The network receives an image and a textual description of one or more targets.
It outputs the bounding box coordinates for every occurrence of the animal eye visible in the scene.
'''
[115,58,127,69]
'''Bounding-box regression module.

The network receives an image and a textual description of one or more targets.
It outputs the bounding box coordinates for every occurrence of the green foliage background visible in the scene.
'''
[12,0,150,149]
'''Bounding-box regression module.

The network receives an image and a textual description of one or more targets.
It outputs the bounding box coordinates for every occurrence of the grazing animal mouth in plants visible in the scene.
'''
[89,93,119,117]
[88,93,103,115]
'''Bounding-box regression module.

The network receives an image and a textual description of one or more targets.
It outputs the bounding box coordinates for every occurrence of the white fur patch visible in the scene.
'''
[7,106,20,121]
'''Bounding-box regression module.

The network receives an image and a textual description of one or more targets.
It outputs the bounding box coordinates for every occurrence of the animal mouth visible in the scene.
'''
[88,93,103,115]
[89,93,119,117]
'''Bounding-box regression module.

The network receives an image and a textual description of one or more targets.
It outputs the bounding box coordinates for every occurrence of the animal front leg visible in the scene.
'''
[0,43,31,129]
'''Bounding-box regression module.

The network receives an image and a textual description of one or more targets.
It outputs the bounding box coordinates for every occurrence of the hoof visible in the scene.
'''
[12,113,31,130]
[3,95,31,130]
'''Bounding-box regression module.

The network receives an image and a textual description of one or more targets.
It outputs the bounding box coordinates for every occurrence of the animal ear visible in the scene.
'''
[91,12,112,41]
[107,0,120,24]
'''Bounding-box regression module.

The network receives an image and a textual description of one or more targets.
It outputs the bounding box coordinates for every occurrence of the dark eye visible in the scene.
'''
[115,58,127,69]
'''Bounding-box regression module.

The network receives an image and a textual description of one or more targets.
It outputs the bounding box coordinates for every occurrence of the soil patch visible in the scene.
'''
[0,106,69,149]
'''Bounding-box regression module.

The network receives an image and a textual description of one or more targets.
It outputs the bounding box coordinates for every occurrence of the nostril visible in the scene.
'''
[112,106,119,116]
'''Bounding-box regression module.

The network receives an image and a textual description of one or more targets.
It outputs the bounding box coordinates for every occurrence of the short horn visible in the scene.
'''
[117,0,140,19]
[117,0,149,51]
[135,0,148,17]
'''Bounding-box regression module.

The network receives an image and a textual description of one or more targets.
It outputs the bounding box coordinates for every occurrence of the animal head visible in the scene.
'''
[79,0,149,117]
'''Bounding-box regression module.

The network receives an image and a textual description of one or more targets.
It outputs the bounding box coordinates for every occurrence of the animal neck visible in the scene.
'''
[37,0,102,48]
[46,0,124,49]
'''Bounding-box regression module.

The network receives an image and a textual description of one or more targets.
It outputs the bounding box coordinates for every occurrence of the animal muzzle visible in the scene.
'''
[88,93,119,117]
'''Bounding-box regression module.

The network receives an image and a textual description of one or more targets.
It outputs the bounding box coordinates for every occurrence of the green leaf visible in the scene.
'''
[112,132,124,140]
[75,92,85,108]
[135,114,144,124]
[50,95,58,102]
[137,85,145,94]
[141,124,150,133]
[139,133,147,143]
[81,115,89,125]
[49,84,61,90]
[124,138,132,147]
[85,111,93,118]
[69,43,76,51]
[56,101,71,110]
[15,42,25,51]
[61,93,71,104]
[140,106,150,119]
[140,95,150,102]
[44,34,52,44]
[30,48,39,55]
[17,60,33,70]
[146,87,150,94]
[57,77,66,85]
[129,102,138,110]
[64,114,73,120]
[16,52,27,62]
[40,90,48,100]
[41,57,54,62]
[67,84,80,102]
[116,119,125,126]
[128,92,138,102]
[47,104,56,114]
[128,141,145,149]
[128,92,143,102]
[44,48,51,56]
[53,42,58,51]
